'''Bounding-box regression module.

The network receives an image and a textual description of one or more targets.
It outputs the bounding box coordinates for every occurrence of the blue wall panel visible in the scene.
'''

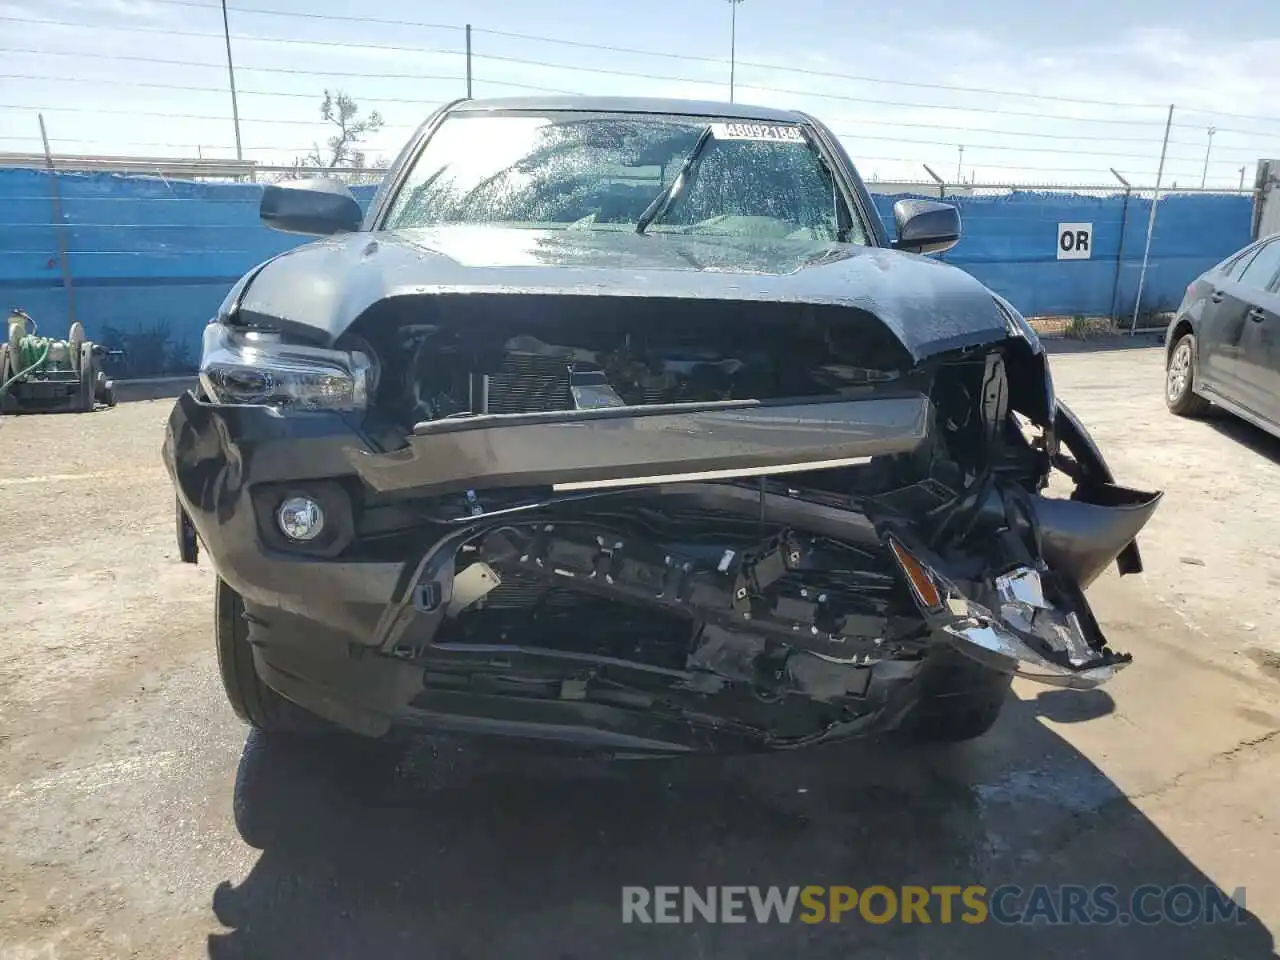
[871,190,1252,318]
[0,168,1255,377]
[0,169,376,377]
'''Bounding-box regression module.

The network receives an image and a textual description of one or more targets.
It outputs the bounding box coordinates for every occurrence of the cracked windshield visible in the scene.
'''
[386,112,858,241]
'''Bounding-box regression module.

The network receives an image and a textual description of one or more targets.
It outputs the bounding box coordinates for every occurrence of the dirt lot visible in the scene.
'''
[1,344,1278,959]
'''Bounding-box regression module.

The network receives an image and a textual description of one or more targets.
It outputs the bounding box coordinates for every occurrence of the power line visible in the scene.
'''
[1172,122,1280,142]
[833,131,1193,163]
[0,65,1176,146]
[0,72,583,100]
[453,48,1174,126]
[829,116,1164,144]
[1,14,1275,178]
[0,134,402,152]
[79,0,1170,111]
[820,153,1151,175]
[0,123,1177,164]
[0,73,458,103]
[0,97,1184,164]
[0,15,1176,127]
[1175,105,1280,126]
[0,15,466,58]
[0,102,419,127]
[110,0,463,33]
[0,45,506,82]
[0,25,1175,128]
[480,28,1164,110]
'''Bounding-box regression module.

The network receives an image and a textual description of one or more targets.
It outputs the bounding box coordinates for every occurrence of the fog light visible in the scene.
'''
[277,496,325,541]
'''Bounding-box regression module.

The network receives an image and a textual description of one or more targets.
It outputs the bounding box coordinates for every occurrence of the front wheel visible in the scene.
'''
[1166,333,1211,417]
[903,647,1013,742]
[215,577,326,734]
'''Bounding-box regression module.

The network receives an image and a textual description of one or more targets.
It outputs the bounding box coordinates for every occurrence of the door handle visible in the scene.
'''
[1210,289,1226,303]
[1248,307,1266,322]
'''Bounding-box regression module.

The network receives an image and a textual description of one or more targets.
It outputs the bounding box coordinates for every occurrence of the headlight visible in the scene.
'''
[199,324,374,411]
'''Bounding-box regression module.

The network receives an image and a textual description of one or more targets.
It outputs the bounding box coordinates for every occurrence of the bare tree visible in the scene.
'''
[303,90,384,169]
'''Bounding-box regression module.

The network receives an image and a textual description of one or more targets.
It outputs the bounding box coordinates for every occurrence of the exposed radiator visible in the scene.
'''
[474,352,574,414]
[470,350,725,414]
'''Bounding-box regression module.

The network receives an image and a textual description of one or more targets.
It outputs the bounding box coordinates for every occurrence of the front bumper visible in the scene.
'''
[165,389,1159,743]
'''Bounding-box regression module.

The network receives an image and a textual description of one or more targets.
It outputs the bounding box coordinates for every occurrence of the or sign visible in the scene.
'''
[1057,222,1093,260]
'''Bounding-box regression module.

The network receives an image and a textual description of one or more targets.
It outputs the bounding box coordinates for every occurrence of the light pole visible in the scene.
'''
[1200,125,1216,188]
[220,0,243,161]
[726,0,745,103]
[956,145,964,183]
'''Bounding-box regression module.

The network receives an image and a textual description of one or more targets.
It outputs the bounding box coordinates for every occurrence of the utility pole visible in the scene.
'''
[1239,165,1246,190]
[726,0,745,103]
[465,24,472,98]
[220,0,243,160]
[1200,125,1216,188]
[956,145,964,182]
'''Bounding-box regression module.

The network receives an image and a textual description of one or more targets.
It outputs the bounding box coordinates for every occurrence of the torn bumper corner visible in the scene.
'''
[890,541,1133,691]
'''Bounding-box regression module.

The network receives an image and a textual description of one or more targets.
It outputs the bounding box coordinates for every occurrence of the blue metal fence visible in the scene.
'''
[871,190,1253,320]
[0,168,1254,377]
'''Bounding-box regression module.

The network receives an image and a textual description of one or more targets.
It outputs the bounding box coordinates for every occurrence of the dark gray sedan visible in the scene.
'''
[1166,233,1280,429]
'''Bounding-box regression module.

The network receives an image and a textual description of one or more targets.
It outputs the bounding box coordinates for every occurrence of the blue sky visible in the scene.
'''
[2,0,1279,186]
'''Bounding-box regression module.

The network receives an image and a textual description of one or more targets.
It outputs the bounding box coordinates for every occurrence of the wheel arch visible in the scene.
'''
[1167,316,1196,364]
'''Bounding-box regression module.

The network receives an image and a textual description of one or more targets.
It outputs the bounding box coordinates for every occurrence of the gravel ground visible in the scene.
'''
[0,345,1277,960]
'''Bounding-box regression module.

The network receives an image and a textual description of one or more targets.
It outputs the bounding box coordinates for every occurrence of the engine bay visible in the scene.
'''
[352,293,923,424]
[328,291,1156,737]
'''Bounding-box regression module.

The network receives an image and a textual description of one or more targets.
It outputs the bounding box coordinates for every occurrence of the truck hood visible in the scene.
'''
[233,225,1013,361]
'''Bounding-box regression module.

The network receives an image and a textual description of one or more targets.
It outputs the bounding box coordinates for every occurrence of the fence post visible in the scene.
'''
[37,114,77,328]
[1108,167,1131,325]
[465,24,472,98]
[922,163,944,200]
[1131,104,1174,334]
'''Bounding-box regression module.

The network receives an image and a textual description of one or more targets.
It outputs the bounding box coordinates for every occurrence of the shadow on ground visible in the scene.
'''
[207,693,1276,960]
[1207,411,1280,465]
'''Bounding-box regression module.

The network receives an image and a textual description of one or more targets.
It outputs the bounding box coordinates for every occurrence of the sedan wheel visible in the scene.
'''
[1165,333,1210,417]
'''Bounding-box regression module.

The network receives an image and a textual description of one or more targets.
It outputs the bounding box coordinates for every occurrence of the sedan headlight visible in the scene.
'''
[199,324,374,411]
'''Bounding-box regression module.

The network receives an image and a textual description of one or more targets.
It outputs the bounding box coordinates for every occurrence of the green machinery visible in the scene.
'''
[0,309,117,414]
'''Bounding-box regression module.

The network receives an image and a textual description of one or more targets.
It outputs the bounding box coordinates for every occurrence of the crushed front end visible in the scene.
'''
[165,292,1160,751]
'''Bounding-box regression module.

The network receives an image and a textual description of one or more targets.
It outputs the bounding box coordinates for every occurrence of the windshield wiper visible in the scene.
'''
[636,125,715,235]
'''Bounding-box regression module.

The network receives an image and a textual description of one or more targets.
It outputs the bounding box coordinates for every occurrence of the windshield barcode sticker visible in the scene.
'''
[711,122,806,143]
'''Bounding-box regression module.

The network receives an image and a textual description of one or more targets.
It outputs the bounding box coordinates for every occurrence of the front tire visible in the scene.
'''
[904,647,1013,742]
[215,577,325,734]
[1166,333,1211,417]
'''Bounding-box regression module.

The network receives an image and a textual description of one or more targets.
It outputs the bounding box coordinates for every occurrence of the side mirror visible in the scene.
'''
[260,178,363,236]
[891,199,961,255]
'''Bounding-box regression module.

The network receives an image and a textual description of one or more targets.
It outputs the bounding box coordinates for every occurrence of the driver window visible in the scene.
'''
[1237,239,1280,292]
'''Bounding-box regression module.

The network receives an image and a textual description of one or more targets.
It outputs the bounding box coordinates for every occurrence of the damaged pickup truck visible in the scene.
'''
[164,96,1161,753]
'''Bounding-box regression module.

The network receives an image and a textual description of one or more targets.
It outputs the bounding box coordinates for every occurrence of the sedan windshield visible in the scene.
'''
[383,111,865,244]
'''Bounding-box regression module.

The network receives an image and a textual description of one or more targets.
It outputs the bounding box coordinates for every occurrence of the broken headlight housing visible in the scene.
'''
[994,292,1057,424]
[199,323,375,411]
